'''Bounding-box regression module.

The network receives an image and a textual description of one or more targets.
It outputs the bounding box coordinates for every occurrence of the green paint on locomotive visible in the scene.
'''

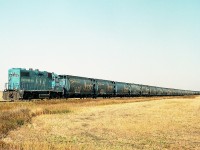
[6,68,63,92]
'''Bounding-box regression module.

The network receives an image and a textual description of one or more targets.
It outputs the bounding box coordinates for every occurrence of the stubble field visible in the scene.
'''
[1,96,200,150]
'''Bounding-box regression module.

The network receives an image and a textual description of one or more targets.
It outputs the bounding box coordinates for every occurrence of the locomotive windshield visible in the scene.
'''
[21,71,30,77]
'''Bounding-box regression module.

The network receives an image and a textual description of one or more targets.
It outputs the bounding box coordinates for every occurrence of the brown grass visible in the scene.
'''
[0,91,3,101]
[1,96,200,149]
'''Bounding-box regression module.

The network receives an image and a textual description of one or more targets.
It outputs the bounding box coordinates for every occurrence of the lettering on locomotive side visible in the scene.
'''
[21,78,34,83]
[9,73,19,77]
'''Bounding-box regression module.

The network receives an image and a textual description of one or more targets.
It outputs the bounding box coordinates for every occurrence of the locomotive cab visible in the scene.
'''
[3,68,24,100]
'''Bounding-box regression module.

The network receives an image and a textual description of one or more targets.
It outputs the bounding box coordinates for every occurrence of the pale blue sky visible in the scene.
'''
[0,0,200,91]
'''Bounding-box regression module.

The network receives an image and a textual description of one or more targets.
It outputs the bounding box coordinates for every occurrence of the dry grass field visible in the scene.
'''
[1,96,200,150]
[0,91,3,101]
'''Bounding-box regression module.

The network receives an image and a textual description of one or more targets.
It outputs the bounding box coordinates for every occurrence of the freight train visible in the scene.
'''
[3,68,200,101]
